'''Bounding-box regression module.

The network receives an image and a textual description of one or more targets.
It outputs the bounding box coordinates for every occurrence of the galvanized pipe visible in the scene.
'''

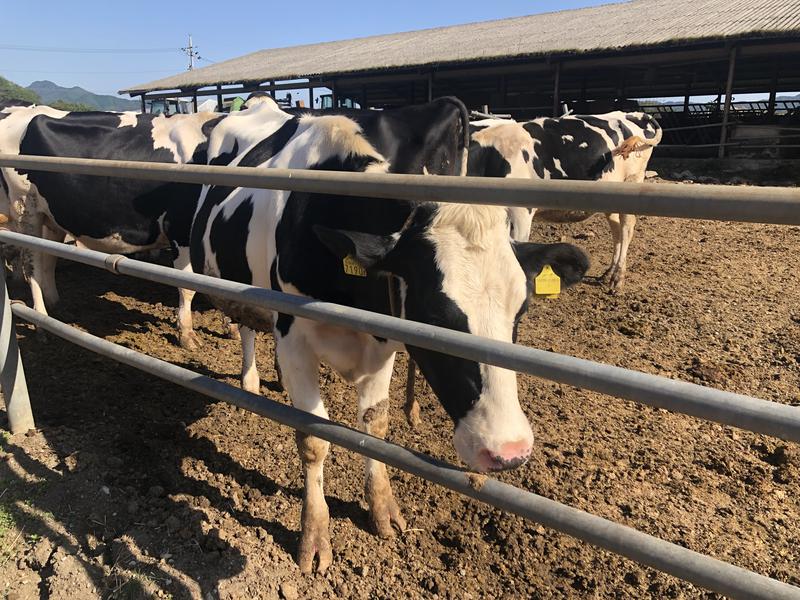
[0,154,799,224]
[0,268,33,433]
[2,230,799,444]
[11,303,800,600]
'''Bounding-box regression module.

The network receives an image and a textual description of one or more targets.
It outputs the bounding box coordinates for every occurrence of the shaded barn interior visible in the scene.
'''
[122,0,800,159]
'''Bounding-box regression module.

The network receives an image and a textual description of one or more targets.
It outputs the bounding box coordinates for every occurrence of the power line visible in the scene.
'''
[0,44,176,54]
[0,68,176,74]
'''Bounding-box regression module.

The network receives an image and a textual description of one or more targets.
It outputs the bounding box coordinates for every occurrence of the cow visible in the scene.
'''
[468,111,662,292]
[0,106,227,348]
[190,97,590,573]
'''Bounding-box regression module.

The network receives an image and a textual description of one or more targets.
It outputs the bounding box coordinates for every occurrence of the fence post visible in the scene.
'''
[0,268,34,433]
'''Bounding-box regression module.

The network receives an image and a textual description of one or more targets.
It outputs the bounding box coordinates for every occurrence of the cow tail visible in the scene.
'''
[644,113,663,146]
[437,96,470,176]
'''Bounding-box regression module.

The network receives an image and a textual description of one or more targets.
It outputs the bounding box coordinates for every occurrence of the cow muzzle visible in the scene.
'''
[475,441,532,472]
[453,404,534,473]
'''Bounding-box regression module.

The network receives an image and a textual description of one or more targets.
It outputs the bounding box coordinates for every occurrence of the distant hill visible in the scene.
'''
[0,76,39,105]
[26,80,138,111]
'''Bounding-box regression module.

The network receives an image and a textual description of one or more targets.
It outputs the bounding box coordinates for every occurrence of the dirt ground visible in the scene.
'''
[1,176,799,599]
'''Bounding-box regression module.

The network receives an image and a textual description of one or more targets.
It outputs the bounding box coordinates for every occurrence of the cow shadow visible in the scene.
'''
[1,313,369,598]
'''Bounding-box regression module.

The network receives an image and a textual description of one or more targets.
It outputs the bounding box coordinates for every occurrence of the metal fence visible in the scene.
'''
[1,155,799,599]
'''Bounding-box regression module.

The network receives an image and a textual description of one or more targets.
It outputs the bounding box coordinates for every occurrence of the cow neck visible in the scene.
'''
[386,205,419,318]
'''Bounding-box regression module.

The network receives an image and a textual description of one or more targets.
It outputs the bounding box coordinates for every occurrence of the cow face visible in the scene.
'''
[316,204,588,472]
[468,122,537,242]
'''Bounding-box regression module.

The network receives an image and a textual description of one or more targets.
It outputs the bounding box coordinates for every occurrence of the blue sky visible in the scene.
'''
[1,0,622,97]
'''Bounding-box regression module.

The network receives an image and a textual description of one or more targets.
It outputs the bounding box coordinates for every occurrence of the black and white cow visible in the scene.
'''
[469,111,662,292]
[190,98,589,573]
[0,106,225,348]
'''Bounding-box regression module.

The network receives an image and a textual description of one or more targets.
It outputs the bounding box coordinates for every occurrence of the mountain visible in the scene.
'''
[26,80,138,111]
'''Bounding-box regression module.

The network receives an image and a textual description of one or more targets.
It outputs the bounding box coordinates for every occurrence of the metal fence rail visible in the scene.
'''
[3,230,799,444]
[1,154,800,225]
[9,303,800,600]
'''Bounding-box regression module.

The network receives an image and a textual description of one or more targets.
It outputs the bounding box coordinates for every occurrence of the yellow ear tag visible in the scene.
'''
[343,254,367,277]
[534,265,561,298]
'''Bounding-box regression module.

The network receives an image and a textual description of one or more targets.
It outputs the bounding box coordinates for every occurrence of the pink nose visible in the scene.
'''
[476,440,532,472]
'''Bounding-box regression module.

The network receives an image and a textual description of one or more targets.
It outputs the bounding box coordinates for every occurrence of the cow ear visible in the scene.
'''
[513,242,589,287]
[313,225,397,268]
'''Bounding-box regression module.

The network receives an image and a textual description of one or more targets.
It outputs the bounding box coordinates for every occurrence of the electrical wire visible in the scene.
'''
[0,44,176,54]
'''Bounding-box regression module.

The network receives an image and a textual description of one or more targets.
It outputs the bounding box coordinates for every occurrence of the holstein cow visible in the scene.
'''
[0,106,225,348]
[469,111,662,292]
[191,98,589,572]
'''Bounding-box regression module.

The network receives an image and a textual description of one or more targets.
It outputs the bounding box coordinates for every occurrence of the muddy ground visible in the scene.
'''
[0,176,799,599]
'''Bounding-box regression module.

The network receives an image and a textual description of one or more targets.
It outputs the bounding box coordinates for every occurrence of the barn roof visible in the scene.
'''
[121,0,800,95]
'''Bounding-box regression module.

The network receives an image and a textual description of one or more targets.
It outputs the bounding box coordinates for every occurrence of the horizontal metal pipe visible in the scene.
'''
[0,154,798,224]
[2,230,799,444]
[12,303,800,600]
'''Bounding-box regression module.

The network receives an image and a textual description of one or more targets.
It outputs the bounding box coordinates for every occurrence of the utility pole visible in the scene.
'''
[181,34,200,70]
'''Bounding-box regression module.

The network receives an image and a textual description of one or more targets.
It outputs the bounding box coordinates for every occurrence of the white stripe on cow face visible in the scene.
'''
[470,122,536,242]
[427,204,533,471]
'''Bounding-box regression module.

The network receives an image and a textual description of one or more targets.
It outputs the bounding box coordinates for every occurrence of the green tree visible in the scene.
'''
[49,100,94,112]
[0,76,40,104]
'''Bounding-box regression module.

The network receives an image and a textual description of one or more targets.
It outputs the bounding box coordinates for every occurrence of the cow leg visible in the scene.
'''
[240,325,260,394]
[39,225,61,306]
[173,247,201,350]
[277,334,331,574]
[28,215,50,316]
[609,214,636,293]
[357,354,406,538]
[403,358,420,428]
[603,213,623,287]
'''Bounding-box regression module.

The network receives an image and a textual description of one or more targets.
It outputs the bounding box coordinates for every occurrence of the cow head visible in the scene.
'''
[315,203,589,472]
[468,121,537,242]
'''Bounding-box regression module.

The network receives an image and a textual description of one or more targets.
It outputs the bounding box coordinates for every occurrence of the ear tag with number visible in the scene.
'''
[343,254,367,277]
[534,265,561,298]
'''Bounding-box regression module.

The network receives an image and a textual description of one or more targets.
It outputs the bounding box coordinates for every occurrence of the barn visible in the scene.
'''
[121,0,800,157]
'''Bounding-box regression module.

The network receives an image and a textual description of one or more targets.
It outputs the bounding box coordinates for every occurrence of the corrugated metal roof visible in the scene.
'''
[121,0,800,94]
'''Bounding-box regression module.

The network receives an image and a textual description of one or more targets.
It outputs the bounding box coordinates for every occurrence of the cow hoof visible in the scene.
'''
[297,526,332,574]
[179,330,202,351]
[608,275,625,295]
[225,319,241,341]
[404,399,421,429]
[370,494,407,539]
[242,372,260,394]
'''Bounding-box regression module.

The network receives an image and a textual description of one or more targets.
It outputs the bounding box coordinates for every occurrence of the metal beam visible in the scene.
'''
[718,46,738,159]
[3,229,800,446]
[552,61,561,117]
[0,269,33,433]
[1,154,799,225]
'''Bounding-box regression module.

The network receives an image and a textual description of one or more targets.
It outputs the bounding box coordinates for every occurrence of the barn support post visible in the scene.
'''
[683,80,692,113]
[767,67,779,117]
[0,267,34,434]
[331,81,338,108]
[140,95,146,114]
[361,85,368,109]
[718,46,738,159]
[268,81,275,99]
[216,85,223,112]
[552,61,562,117]
[308,86,314,109]
[192,92,198,113]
